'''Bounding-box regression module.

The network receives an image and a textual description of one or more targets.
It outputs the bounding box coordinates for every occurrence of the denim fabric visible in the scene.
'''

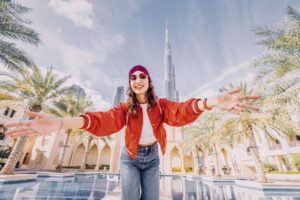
[120,142,160,200]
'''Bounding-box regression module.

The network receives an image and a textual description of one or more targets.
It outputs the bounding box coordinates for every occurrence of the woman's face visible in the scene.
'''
[130,70,149,95]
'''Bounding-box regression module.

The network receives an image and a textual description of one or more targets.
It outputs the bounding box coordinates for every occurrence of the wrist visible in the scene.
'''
[206,97,218,108]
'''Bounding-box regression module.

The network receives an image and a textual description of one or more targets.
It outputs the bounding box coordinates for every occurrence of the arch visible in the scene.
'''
[35,152,44,165]
[170,146,181,172]
[99,145,111,171]
[71,143,85,166]
[52,154,60,166]
[183,152,193,172]
[196,146,206,174]
[87,144,98,165]
[220,148,229,166]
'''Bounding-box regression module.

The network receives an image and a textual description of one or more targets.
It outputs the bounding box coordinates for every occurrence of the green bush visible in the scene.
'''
[270,171,300,174]
[263,163,278,173]
[86,164,96,169]
[63,166,80,169]
[99,164,110,170]
[185,167,193,172]
[172,167,181,172]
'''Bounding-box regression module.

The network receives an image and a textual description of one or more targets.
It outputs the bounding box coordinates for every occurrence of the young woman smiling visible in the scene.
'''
[5,65,260,200]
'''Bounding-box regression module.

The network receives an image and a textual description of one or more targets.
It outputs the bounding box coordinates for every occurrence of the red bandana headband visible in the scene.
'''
[129,65,152,82]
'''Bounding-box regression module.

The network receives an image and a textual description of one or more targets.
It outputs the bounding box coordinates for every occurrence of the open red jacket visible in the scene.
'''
[80,98,203,159]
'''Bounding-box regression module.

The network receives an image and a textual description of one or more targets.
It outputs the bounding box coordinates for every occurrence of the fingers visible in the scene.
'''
[11,130,36,138]
[238,95,261,101]
[228,88,241,95]
[5,127,33,136]
[4,121,31,128]
[28,133,39,138]
[239,104,259,111]
[234,106,245,112]
[26,111,43,118]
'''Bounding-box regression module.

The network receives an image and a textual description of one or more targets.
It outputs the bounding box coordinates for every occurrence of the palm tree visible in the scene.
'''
[219,83,269,182]
[223,83,299,182]
[46,92,93,172]
[182,111,225,176]
[0,0,40,70]
[254,5,300,81]
[254,5,300,116]
[0,66,71,175]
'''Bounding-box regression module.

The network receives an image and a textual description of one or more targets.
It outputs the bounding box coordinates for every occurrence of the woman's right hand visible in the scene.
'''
[4,111,63,138]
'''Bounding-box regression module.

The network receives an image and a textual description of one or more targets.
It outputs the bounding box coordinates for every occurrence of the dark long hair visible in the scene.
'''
[126,79,158,118]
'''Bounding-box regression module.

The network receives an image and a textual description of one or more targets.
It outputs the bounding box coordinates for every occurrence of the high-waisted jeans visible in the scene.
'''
[120,142,159,200]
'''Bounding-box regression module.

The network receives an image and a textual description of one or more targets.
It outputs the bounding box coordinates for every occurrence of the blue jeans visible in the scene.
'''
[120,142,160,200]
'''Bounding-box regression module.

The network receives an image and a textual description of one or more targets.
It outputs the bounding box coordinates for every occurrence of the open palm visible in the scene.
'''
[4,111,61,138]
[216,88,260,114]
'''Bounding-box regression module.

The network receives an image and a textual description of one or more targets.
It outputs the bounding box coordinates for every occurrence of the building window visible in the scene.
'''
[3,107,16,118]
[10,110,16,118]
[0,125,6,140]
[0,133,5,140]
[3,107,9,116]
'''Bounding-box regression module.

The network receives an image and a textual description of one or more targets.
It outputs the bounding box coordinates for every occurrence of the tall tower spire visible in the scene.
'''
[165,21,168,44]
[163,21,179,101]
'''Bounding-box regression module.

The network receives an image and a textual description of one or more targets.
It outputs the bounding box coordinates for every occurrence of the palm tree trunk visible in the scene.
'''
[56,129,71,172]
[0,136,27,175]
[80,135,92,171]
[241,113,267,182]
[0,104,41,175]
[213,143,222,177]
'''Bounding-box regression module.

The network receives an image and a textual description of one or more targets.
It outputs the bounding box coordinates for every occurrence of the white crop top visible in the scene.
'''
[139,103,157,145]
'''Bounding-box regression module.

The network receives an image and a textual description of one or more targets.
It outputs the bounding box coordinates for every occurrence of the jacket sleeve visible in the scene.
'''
[79,102,127,137]
[159,98,203,126]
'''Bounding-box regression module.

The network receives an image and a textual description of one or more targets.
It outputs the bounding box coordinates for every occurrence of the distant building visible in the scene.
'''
[70,84,86,97]
[163,21,179,101]
[113,86,125,107]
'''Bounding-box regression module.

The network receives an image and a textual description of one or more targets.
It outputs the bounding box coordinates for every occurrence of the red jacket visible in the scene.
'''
[80,98,203,159]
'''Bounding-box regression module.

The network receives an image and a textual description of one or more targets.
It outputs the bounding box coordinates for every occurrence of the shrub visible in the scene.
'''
[263,163,278,173]
[185,167,193,172]
[172,167,181,172]
[99,164,110,170]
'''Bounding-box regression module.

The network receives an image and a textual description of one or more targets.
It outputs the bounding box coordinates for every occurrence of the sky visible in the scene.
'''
[14,0,300,110]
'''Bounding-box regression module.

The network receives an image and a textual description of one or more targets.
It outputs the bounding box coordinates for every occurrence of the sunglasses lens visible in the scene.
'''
[139,74,147,79]
[130,73,147,81]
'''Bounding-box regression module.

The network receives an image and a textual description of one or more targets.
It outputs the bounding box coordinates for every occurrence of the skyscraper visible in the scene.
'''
[113,86,125,107]
[163,21,179,101]
[70,84,86,97]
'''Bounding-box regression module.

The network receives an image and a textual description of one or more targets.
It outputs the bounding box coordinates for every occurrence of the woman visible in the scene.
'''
[5,65,260,200]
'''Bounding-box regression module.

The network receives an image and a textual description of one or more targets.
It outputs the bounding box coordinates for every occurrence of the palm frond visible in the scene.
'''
[0,40,35,69]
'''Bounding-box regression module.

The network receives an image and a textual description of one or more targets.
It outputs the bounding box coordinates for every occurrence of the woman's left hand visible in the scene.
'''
[211,88,260,114]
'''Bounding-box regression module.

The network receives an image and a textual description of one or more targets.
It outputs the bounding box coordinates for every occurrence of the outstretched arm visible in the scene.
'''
[198,88,260,114]
[4,111,84,138]
[161,88,260,126]
[4,103,127,138]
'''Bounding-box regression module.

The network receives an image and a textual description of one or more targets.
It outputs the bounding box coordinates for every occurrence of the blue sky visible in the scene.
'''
[15,0,300,109]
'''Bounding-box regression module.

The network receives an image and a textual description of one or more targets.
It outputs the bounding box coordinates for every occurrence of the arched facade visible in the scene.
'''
[86,144,98,166]
[71,143,85,167]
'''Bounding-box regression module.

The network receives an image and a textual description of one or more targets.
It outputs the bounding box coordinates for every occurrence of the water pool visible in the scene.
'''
[0,174,299,199]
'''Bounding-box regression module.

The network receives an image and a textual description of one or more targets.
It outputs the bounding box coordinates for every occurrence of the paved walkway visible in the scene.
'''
[102,186,171,200]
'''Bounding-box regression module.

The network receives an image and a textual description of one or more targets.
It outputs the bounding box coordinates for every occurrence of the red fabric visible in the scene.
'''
[80,98,203,159]
[128,65,152,82]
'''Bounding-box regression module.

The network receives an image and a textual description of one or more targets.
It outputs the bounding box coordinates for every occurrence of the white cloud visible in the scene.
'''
[43,67,112,111]
[49,0,94,29]
[39,28,125,82]
[68,76,112,111]
[187,58,255,98]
